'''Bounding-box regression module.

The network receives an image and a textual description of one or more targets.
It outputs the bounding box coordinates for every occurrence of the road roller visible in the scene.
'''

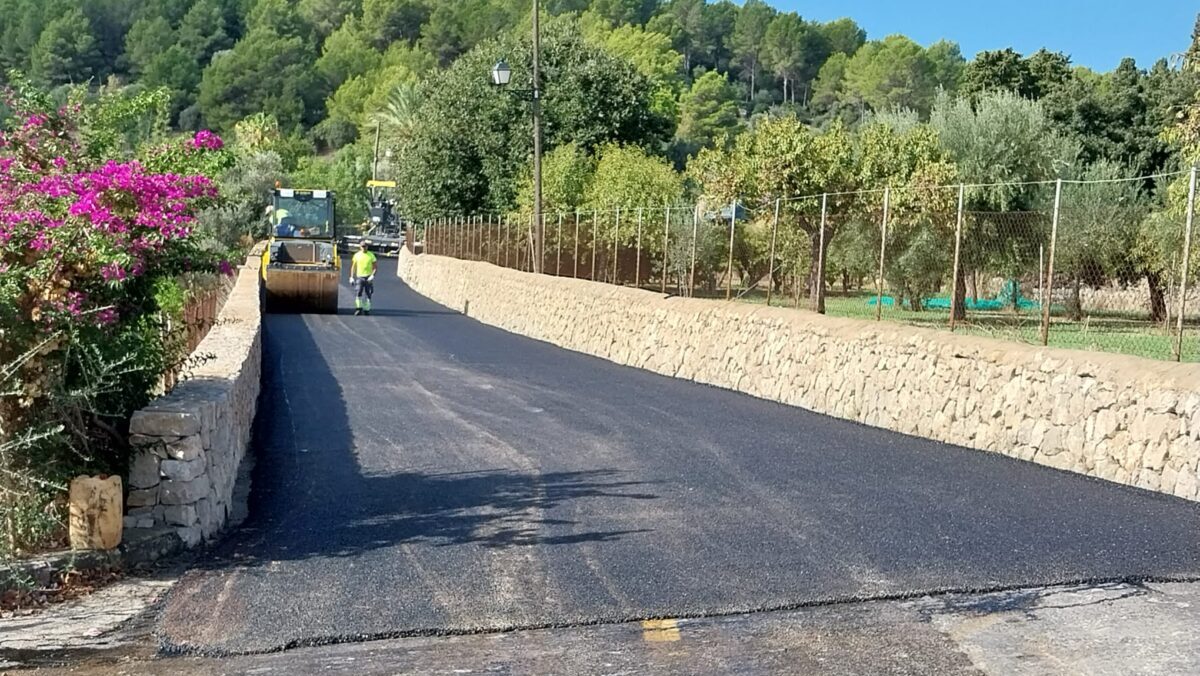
[261,188,340,313]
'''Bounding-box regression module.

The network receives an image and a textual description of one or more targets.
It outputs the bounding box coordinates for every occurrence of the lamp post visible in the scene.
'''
[490,0,543,273]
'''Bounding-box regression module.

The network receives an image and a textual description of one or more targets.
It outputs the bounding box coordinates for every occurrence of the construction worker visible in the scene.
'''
[350,240,377,316]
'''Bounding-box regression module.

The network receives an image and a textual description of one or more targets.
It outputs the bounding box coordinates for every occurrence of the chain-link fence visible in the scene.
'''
[414,169,1200,363]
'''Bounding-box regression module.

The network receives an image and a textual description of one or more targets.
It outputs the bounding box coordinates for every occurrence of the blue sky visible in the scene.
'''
[772,1,1195,72]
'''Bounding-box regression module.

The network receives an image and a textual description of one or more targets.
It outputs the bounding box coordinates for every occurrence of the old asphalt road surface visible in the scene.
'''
[157,258,1200,656]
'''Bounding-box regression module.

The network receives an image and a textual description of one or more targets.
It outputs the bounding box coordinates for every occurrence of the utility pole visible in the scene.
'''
[531,0,544,273]
[371,122,381,202]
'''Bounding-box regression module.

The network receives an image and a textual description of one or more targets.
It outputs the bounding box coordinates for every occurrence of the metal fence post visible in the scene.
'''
[573,210,580,278]
[949,184,965,331]
[875,188,890,321]
[591,209,598,281]
[1039,245,1044,304]
[767,198,780,306]
[505,215,512,268]
[1040,178,1063,346]
[1175,166,1198,361]
[612,207,620,283]
[529,212,536,272]
[726,200,737,300]
[635,208,643,288]
[689,208,698,297]
[614,207,624,284]
[816,193,828,314]
[556,213,563,276]
[662,206,671,294]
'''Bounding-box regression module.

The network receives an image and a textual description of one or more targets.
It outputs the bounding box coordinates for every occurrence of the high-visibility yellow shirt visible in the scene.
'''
[351,250,377,277]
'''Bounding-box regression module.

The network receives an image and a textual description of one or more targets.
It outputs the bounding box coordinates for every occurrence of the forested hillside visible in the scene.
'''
[0,0,1194,222]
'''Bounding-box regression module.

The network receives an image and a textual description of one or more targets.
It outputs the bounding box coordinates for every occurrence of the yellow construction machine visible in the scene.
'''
[261,188,340,313]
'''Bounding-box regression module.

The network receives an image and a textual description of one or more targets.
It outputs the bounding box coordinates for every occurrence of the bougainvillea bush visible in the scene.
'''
[0,80,233,557]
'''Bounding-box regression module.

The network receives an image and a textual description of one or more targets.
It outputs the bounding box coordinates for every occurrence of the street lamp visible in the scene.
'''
[491,59,512,87]
[488,1,543,273]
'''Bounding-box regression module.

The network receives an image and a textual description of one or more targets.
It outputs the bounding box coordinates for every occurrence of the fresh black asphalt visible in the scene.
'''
[158,259,1200,654]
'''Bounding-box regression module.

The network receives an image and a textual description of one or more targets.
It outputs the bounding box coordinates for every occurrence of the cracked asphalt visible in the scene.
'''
[156,259,1200,655]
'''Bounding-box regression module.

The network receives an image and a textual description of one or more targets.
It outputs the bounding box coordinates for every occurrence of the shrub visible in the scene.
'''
[0,78,231,558]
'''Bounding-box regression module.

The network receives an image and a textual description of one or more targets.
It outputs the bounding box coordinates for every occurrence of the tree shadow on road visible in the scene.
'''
[197,312,657,571]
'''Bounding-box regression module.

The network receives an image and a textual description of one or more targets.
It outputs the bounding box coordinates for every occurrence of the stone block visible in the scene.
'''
[126,487,159,508]
[130,410,200,437]
[1148,389,1179,414]
[197,498,220,538]
[165,436,204,461]
[160,476,211,506]
[128,453,160,490]
[1174,471,1199,500]
[177,526,203,547]
[129,434,181,450]
[1143,441,1170,472]
[162,504,198,527]
[123,515,155,530]
[161,457,206,483]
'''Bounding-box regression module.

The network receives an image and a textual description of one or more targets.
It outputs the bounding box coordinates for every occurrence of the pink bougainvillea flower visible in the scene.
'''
[218,259,235,277]
[64,291,86,316]
[100,262,127,282]
[29,231,51,250]
[191,130,224,151]
[94,307,119,325]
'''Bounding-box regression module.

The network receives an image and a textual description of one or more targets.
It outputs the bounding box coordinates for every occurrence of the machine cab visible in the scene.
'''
[268,189,338,268]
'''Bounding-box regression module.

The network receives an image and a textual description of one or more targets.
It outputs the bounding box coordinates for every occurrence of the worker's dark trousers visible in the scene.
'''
[353,277,374,311]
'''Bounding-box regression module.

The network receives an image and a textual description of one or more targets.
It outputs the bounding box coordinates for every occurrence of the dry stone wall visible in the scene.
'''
[124,247,263,546]
[400,250,1200,502]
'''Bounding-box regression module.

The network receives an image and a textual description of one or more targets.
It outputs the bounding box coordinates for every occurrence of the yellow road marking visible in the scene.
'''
[641,618,681,642]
